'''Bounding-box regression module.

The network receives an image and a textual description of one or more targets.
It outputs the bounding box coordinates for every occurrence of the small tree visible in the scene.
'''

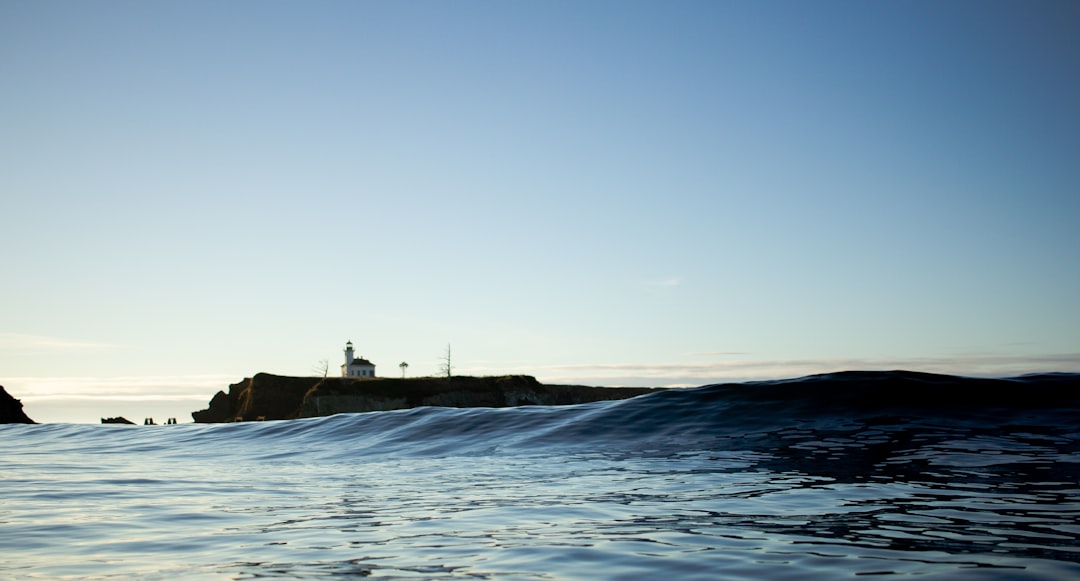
[438,344,452,379]
[399,361,409,378]
[312,359,329,378]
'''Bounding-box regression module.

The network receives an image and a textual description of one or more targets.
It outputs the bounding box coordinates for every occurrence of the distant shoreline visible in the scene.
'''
[6,370,1079,425]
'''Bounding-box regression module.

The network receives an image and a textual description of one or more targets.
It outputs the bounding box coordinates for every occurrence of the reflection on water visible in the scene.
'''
[4,428,1079,579]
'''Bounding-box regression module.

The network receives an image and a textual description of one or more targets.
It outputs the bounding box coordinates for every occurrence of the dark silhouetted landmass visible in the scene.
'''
[101,416,136,424]
[192,373,658,423]
[0,385,35,424]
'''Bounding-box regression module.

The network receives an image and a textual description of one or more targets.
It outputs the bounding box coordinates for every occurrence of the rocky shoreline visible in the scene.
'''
[192,373,658,423]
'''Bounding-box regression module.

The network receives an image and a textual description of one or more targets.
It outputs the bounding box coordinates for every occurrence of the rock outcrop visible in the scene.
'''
[192,374,657,423]
[191,373,322,423]
[101,416,136,424]
[0,385,35,424]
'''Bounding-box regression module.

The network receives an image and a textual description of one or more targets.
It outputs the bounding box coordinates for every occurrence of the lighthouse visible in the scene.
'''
[341,340,376,378]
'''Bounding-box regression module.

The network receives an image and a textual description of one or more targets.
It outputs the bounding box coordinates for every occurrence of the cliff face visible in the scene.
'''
[191,373,321,423]
[192,374,657,422]
[299,375,656,417]
[1,385,35,424]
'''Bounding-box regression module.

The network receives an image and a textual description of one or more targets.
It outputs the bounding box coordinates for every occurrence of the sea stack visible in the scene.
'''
[0,385,36,424]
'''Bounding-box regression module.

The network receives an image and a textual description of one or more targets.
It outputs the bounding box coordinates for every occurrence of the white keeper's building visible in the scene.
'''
[341,340,376,378]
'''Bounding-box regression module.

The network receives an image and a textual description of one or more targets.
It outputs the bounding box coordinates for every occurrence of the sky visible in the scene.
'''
[2,0,1078,423]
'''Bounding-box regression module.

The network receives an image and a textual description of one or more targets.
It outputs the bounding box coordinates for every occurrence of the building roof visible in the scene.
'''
[347,358,375,367]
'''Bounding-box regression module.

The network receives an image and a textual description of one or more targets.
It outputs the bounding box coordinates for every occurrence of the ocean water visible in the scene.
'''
[2,371,1079,580]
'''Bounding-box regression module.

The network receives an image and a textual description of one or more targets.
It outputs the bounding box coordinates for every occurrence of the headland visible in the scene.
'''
[192,374,658,423]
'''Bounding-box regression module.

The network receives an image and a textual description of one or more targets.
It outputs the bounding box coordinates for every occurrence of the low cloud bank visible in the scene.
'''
[526,353,1080,388]
[3,375,236,402]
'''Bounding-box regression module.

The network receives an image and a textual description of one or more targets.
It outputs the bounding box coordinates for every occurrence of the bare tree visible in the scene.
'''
[312,359,329,378]
[438,344,452,379]
[399,361,409,378]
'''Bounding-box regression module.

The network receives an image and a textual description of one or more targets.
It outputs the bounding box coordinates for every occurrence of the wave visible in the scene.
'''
[5,370,1079,580]
[11,371,1079,466]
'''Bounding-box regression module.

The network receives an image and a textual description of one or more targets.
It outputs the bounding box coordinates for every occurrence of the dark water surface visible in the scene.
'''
[2,371,1079,579]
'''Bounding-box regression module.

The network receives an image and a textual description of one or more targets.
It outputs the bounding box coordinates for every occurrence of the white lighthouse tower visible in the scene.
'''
[341,340,376,378]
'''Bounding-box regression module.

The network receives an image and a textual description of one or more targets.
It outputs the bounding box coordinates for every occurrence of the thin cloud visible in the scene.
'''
[644,277,682,288]
[23,390,212,399]
[2,374,236,402]
[0,332,115,350]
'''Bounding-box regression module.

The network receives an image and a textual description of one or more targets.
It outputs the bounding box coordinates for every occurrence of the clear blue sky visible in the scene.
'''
[2,1,1078,422]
